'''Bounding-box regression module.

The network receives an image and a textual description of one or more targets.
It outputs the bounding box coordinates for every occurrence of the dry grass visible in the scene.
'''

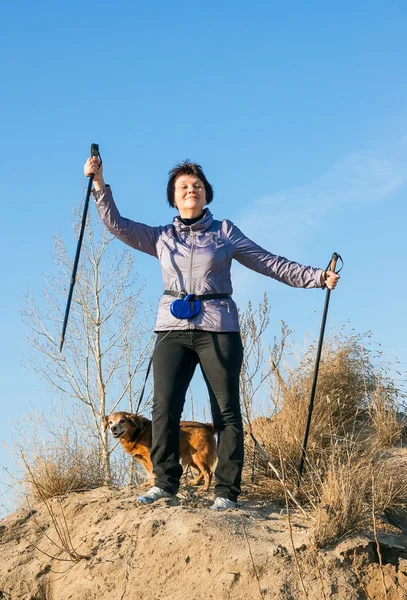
[245,335,374,491]
[243,329,407,547]
[21,434,104,502]
[312,447,407,547]
[371,450,407,513]
[369,383,403,449]
[313,446,369,547]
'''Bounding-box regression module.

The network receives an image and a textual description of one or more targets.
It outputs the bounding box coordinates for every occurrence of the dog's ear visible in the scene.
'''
[128,414,145,430]
[103,415,110,432]
[142,417,151,428]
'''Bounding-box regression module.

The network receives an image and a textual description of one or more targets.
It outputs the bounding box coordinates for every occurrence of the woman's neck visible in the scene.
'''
[179,209,206,226]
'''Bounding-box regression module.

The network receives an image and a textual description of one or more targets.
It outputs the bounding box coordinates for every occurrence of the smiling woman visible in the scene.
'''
[84,155,339,511]
[173,175,207,218]
[166,160,214,215]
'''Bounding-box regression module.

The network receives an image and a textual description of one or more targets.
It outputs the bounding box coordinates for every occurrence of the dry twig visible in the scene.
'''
[352,548,373,600]
[119,556,130,600]
[309,542,327,600]
[22,454,89,563]
[250,432,308,518]
[279,452,308,600]
[240,515,264,600]
[371,462,388,600]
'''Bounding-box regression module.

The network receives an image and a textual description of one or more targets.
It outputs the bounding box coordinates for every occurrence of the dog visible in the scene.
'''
[103,411,217,491]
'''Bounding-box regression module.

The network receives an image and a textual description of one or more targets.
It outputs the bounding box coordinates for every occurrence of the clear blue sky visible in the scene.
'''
[1,1,406,511]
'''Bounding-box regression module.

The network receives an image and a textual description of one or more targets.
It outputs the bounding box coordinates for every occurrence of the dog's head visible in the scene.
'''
[103,411,147,441]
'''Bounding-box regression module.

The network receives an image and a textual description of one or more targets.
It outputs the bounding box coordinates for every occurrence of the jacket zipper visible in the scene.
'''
[188,227,195,293]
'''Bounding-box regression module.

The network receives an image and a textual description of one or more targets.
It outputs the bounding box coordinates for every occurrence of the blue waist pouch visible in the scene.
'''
[170,294,201,320]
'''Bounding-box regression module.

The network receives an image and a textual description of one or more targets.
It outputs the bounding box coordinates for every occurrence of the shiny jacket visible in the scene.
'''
[93,186,324,331]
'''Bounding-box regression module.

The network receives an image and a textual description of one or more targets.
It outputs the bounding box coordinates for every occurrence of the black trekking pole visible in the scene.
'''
[297,251,342,486]
[59,143,101,353]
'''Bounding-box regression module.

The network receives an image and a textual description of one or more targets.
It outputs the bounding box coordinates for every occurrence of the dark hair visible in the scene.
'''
[166,160,214,208]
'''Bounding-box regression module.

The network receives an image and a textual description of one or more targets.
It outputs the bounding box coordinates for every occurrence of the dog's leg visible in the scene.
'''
[186,460,204,486]
[189,456,213,492]
[137,454,154,486]
[201,467,212,492]
[188,473,204,486]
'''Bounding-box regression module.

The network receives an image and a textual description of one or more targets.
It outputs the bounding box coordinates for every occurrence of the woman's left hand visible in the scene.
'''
[321,270,340,290]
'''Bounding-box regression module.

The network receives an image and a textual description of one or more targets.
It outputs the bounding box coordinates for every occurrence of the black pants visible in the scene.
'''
[151,330,244,502]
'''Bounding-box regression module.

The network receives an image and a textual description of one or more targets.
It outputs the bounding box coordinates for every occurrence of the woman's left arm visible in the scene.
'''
[226,222,339,289]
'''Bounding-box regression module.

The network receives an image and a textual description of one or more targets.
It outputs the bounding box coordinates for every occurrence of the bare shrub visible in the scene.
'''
[313,445,369,548]
[21,202,154,486]
[243,324,407,548]
[21,455,90,565]
[312,446,407,548]
[245,330,375,491]
[239,294,274,423]
[21,433,104,502]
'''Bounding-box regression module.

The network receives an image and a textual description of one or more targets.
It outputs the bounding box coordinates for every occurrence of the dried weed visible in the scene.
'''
[243,328,407,548]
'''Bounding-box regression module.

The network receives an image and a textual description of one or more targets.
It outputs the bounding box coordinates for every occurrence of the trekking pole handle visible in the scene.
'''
[90,143,99,158]
[86,144,101,184]
[329,252,340,273]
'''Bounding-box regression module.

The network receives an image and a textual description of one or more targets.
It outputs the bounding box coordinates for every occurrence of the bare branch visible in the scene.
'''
[21,203,154,484]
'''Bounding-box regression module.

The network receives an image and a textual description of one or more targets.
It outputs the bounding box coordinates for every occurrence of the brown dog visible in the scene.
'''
[103,411,217,491]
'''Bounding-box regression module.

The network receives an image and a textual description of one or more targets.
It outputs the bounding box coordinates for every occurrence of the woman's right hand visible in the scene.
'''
[84,156,105,190]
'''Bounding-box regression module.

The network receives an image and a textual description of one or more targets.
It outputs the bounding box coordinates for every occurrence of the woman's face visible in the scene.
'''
[173,174,207,219]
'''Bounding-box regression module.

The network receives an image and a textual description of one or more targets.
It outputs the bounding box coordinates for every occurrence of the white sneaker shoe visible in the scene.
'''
[136,486,172,504]
[210,497,236,511]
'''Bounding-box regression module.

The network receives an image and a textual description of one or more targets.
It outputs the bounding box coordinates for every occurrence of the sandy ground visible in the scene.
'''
[1,485,407,600]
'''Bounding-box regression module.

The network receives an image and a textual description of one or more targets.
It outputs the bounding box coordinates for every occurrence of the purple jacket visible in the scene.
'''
[93,186,324,332]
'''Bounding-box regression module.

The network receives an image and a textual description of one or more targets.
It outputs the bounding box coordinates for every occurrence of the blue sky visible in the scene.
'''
[1,1,406,512]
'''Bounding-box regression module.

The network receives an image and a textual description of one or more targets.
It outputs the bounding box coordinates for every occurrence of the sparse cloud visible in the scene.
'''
[232,134,407,302]
[238,134,407,249]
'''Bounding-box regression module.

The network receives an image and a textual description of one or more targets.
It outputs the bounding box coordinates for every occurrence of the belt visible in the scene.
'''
[163,290,231,301]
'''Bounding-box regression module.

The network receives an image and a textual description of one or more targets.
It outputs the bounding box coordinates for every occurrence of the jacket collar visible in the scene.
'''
[173,208,214,233]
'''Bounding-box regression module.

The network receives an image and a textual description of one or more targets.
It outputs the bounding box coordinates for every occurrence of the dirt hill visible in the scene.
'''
[1,485,407,600]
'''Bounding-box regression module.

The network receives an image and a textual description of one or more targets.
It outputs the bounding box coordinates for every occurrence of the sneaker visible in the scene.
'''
[210,497,237,511]
[136,486,172,504]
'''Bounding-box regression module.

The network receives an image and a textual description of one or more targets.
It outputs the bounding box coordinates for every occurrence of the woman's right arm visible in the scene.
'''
[84,157,162,258]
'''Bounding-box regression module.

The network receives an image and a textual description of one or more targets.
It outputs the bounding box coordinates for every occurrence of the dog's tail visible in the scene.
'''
[205,422,216,436]
[181,421,216,435]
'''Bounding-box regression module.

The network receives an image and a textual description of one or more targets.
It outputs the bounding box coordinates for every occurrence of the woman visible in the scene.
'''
[86,157,339,510]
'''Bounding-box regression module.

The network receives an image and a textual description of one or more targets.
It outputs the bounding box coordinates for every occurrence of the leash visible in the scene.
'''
[135,354,154,415]
[134,321,191,414]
